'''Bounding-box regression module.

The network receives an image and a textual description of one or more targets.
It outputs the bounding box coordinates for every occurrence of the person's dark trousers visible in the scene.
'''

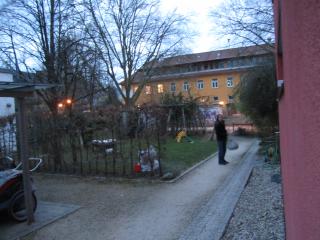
[217,140,227,163]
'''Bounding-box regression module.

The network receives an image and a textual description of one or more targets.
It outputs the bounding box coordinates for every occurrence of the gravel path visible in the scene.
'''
[221,161,285,240]
[19,137,255,240]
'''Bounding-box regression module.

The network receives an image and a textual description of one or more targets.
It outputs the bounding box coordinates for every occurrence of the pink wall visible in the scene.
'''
[275,0,320,239]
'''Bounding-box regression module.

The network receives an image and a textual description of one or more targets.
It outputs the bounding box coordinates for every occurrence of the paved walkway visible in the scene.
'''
[0,202,80,240]
[9,136,258,240]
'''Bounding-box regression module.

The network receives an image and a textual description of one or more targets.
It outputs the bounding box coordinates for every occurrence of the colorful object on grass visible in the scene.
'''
[138,146,160,172]
[134,162,141,173]
[176,130,194,143]
[176,130,186,143]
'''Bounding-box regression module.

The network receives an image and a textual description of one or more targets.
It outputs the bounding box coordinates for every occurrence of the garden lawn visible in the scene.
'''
[161,137,217,175]
[38,135,217,178]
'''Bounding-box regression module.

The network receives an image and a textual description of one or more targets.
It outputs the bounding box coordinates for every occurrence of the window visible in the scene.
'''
[183,81,189,91]
[239,58,246,66]
[211,79,218,88]
[145,85,152,95]
[170,82,176,92]
[228,95,234,101]
[213,96,219,101]
[180,66,187,73]
[172,67,179,74]
[157,84,164,93]
[227,77,234,88]
[227,60,234,68]
[252,57,258,64]
[197,80,204,90]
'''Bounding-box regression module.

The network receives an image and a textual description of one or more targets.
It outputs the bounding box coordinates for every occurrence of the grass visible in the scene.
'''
[39,134,217,178]
[161,136,217,175]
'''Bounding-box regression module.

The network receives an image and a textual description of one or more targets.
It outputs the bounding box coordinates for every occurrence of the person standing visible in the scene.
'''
[214,114,229,165]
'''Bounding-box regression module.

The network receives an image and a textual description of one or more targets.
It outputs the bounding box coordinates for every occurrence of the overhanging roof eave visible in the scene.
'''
[0,82,60,97]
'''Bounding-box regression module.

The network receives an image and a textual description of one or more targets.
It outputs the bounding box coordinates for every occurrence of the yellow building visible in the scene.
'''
[132,45,272,111]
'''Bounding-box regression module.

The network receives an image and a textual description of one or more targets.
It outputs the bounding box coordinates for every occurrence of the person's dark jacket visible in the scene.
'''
[214,120,227,141]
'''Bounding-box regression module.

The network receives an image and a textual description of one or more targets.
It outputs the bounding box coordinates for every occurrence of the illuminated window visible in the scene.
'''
[183,81,189,91]
[170,82,176,92]
[157,84,164,93]
[145,85,152,95]
[197,80,204,89]
[211,79,218,88]
[227,77,234,87]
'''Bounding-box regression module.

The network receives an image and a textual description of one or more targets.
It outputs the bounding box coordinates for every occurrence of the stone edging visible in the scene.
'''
[162,152,218,183]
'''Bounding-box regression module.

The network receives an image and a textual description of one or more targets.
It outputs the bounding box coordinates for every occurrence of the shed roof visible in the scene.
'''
[0,82,58,97]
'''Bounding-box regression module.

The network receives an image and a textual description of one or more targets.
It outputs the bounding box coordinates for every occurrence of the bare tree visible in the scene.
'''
[81,0,188,109]
[0,0,15,12]
[0,0,105,170]
[210,0,274,51]
[0,0,105,111]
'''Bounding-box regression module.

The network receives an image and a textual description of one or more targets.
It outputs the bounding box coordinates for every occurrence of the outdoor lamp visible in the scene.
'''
[66,98,72,105]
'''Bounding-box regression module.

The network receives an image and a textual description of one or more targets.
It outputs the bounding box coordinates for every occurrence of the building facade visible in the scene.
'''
[0,68,16,155]
[132,45,272,113]
[274,0,320,239]
[0,68,15,117]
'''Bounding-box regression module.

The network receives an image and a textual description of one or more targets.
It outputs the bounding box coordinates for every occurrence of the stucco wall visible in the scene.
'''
[135,72,240,106]
[275,0,320,239]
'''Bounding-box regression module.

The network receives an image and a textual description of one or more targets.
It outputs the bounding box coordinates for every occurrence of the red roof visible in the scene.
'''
[155,44,273,67]
[122,44,273,84]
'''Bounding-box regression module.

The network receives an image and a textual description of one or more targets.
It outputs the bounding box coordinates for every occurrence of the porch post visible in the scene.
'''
[16,97,34,224]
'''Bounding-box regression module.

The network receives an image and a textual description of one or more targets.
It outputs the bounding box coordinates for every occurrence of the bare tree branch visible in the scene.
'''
[210,0,274,51]
[0,0,107,113]
[82,0,188,108]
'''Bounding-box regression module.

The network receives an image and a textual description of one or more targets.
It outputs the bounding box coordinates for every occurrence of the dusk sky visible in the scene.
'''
[160,0,230,53]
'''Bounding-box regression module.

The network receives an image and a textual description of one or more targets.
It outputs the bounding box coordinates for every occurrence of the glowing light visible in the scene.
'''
[157,84,164,93]
[145,85,152,95]
[219,101,225,105]
[66,98,72,104]
[57,103,64,108]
